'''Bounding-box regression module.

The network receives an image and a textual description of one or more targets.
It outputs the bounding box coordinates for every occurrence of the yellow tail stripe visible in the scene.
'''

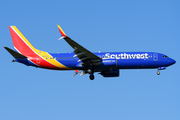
[12,26,72,70]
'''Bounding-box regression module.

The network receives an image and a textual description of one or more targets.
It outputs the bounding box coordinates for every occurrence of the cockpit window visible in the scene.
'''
[162,55,168,58]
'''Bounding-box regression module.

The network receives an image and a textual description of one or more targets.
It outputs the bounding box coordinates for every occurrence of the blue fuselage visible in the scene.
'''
[44,52,176,70]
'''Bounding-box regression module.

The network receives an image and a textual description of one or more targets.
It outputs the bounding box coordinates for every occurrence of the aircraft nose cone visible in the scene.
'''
[169,58,176,65]
[172,59,176,64]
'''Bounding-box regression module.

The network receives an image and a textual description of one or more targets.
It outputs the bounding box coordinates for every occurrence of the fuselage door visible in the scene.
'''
[36,56,41,64]
[153,53,158,61]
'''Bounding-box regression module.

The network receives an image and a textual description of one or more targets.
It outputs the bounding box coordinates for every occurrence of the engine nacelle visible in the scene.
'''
[100,69,119,77]
[101,59,117,67]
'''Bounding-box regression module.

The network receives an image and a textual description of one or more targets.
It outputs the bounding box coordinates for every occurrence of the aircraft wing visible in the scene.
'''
[57,25,101,66]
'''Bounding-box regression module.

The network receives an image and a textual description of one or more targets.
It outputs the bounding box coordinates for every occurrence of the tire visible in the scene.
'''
[89,74,95,80]
[157,71,160,75]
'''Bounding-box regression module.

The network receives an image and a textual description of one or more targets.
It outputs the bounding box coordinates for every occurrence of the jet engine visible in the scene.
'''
[100,69,119,77]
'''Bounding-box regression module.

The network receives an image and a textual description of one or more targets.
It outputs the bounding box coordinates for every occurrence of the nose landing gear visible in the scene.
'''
[157,67,166,75]
[157,70,160,75]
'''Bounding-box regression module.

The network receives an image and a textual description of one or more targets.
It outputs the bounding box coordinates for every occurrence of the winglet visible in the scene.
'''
[57,25,67,40]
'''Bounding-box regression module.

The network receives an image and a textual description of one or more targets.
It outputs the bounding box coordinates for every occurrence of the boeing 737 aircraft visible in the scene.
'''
[4,25,176,80]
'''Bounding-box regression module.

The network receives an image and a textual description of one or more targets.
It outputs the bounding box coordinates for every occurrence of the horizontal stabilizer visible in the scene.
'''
[4,47,27,59]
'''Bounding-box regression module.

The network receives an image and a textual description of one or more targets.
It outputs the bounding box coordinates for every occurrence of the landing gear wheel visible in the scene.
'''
[157,71,160,75]
[89,74,95,80]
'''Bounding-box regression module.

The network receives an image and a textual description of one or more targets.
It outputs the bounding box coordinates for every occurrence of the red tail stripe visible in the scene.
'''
[9,26,64,70]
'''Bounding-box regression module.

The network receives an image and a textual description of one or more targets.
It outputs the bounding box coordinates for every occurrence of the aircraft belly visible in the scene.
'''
[57,60,82,69]
[117,59,161,69]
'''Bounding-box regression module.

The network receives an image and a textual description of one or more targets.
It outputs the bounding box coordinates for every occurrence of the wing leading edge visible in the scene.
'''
[57,25,101,66]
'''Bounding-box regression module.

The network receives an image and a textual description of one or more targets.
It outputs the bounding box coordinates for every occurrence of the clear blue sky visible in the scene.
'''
[1,0,180,120]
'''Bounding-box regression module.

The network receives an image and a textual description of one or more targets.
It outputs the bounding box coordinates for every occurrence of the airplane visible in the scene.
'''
[4,25,176,80]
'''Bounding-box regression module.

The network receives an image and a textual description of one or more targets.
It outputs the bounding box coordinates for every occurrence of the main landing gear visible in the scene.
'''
[88,68,95,80]
[89,74,95,80]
